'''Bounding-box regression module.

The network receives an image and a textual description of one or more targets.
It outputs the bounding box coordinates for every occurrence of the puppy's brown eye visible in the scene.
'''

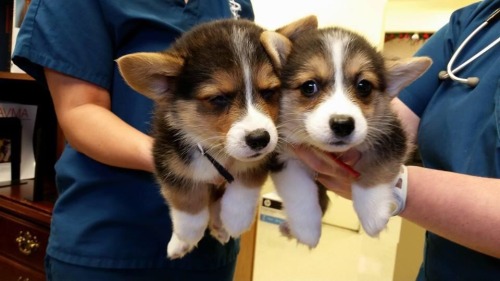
[260,89,276,100]
[208,95,231,107]
[300,80,319,97]
[356,79,373,97]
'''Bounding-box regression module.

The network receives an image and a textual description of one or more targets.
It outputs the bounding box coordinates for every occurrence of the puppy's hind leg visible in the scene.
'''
[163,184,210,259]
[208,187,230,244]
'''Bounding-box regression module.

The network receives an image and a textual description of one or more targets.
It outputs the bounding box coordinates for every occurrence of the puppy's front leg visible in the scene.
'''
[162,183,210,259]
[352,182,393,237]
[271,158,322,247]
[352,166,406,237]
[220,169,267,238]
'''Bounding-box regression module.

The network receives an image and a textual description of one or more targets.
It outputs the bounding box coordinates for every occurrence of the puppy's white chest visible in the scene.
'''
[190,153,224,182]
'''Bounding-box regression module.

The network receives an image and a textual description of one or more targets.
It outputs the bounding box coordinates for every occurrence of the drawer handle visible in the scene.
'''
[15,231,39,256]
[17,277,30,281]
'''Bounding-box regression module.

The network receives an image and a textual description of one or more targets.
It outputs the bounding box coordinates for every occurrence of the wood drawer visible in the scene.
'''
[0,254,45,281]
[0,211,48,272]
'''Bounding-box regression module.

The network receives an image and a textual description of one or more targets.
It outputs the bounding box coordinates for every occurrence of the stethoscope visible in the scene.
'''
[438,8,500,87]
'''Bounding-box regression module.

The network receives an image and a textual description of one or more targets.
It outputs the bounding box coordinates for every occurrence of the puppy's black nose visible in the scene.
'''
[330,115,355,137]
[246,129,270,150]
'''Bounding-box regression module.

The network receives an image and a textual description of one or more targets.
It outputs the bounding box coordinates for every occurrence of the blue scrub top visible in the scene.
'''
[399,1,500,280]
[13,0,254,270]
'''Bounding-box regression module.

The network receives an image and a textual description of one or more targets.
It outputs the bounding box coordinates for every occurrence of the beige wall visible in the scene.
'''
[252,0,388,49]
[393,220,426,280]
[385,0,479,32]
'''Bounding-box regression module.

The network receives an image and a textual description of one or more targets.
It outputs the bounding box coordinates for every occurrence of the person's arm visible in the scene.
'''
[45,68,155,172]
[294,145,500,258]
[392,97,500,258]
[402,166,500,258]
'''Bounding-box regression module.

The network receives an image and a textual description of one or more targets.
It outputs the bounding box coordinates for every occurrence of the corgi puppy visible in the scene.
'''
[261,21,432,247]
[116,19,286,259]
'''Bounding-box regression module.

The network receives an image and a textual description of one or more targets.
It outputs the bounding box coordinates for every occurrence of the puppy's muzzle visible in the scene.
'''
[329,114,355,138]
[245,129,271,151]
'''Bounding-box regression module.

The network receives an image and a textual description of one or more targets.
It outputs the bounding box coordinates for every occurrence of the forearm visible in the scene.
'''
[45,68,154,172]
[401,165,500,258]
[60,103,154,172]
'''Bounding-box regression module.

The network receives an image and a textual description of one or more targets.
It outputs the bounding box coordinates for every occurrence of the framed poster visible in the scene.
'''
[0,102,37,185]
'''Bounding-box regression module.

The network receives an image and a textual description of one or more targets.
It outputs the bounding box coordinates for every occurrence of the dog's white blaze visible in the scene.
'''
[224,26,278,161]
[232,26,254,105]
[332,36,345,96]
[243,59,253,106]
[304,35,367,152]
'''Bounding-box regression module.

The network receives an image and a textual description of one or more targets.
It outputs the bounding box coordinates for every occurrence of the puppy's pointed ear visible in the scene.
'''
[385,57,432,98]
[260,15,318,71]
[116,51,184,100]
[261,31,292,71]
[276,15,318,41]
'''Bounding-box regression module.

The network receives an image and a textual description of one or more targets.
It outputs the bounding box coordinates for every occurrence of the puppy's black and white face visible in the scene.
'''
[276,27,430,153]
[118,19,281,162]
[278,28,386,152]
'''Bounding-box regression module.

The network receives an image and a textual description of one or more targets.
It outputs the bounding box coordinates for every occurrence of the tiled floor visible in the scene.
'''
[253,182,402,281]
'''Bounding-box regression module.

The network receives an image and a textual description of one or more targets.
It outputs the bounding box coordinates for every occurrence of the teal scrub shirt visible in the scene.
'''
[398,1,500,280]
[13,0,254,271]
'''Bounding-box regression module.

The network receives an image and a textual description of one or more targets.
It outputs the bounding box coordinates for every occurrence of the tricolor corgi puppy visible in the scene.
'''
[117,19,286,259]
[261,20,432,247]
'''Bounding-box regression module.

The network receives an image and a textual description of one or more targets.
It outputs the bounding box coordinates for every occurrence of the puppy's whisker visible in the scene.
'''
[204,143,226,157]
[286,127,308,141]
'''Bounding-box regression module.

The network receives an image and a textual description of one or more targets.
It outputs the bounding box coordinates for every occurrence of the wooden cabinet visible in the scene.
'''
[0,181,52,281]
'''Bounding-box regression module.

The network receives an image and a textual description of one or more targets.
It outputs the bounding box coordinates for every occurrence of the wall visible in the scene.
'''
[251,0,388,49]
[385,0,479,32]
[252,0,478,48]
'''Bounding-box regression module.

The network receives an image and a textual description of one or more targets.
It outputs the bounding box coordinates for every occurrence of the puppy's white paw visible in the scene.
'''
[209,222,230,244]
[167,233,195,259]
[279,221,293,239]
[271,160,323,247]
[220,183,260,237]
[352,183,394,237]
[220,199,257,237]
[359,210,391,237]
[279,220,321,247]
[279,220,321,248]
[286,215,322,247]
[168,207,209,258]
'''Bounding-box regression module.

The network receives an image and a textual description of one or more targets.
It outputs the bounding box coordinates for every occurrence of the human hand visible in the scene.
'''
[293,145,361,200]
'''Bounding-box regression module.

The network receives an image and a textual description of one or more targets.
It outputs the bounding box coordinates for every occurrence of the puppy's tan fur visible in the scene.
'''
[261,17,432,246]
[117,18,301,259]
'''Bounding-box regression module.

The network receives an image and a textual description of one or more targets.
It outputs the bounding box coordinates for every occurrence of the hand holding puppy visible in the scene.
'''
[293,145,361,200]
